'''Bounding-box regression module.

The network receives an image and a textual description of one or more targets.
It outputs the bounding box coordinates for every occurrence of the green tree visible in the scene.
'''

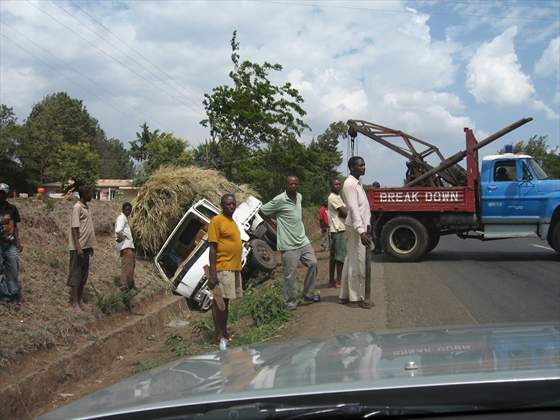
[130,123,159,162]
[501,135,560,179]
[143,132,192,174]
[200,31,309,179]
[0,105,22,179]
[19,92,99,183]
[306,121,346,202]
[57,142,100,188]
[94,136,134,179]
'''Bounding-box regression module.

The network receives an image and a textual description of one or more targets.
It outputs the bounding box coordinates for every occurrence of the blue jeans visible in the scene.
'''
[0,243,20,300]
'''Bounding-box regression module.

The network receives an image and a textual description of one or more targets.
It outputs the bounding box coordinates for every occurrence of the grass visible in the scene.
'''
[127,277,293,376]
[192,278,292,346]
[95,289,137,314]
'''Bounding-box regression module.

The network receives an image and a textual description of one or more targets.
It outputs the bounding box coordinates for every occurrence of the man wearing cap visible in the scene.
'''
[0,183,23,310]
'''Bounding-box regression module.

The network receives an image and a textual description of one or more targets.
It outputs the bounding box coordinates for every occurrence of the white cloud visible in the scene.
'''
[3,0,556,183]
[534,36,560,78]
[530,99,559,120]
[466,27,535,106]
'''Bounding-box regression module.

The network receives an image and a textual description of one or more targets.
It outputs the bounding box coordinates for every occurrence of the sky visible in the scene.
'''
[1,0,559,185]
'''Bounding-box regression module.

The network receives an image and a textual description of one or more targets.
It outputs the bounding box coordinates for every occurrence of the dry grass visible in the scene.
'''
[130,165,257,256]
[0,198,167,368]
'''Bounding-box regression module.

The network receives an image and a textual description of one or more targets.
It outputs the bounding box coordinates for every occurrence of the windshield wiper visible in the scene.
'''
[187,401,474,419]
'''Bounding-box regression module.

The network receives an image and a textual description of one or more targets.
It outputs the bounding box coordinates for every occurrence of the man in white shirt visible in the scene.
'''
[115,202,136,291]
[340,156,372,308]
[328,179,347,288]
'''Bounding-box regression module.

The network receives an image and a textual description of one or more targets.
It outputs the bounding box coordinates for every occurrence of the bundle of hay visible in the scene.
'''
[131,165,257,256]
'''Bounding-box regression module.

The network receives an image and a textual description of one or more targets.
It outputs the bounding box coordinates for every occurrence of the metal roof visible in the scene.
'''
[482,153,532,161]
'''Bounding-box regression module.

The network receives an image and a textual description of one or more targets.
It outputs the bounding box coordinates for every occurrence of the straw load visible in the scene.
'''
[130,165,257,256]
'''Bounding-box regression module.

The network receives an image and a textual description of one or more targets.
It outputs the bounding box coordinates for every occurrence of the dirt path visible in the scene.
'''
[278,248,388,341]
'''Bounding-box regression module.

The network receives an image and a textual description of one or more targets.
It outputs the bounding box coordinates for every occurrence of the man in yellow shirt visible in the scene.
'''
[207,193,243,351]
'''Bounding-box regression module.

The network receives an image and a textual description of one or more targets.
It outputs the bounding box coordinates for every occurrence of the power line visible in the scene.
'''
[0,22,167,131]
[24,0,199,114]
[69,0,196,102]
[265,0,560,23]
[50,0,199,111]
[0,31,141,125]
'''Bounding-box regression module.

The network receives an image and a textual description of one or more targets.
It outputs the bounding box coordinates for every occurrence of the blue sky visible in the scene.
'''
[1,0,559,185]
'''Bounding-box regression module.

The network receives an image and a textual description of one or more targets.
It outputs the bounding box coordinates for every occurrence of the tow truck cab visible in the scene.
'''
[480,154,560,242]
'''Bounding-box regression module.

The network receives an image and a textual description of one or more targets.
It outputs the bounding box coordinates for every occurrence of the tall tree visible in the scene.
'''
[306,121,346,202]
[57,142,100,188]
[143,132,192,174]
[94,135,134,179]
[20,92,99,183]
[130,123,159,162]
[0,105,20,173]
[201,31,309,179]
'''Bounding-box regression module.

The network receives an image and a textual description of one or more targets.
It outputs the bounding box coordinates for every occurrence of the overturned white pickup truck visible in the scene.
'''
[154,196,277,310]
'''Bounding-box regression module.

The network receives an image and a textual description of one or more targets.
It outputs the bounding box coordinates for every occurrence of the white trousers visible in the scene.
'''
[339,226,366,302]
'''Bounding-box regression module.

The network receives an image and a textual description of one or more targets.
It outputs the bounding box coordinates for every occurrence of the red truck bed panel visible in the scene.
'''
[367,187,476,213]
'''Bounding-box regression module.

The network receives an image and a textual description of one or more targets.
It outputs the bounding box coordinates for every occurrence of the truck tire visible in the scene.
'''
[249,239,277,271]
[381,216,429,262]
[427,227,440,253]
[254,220,278,251]
[547,223,560,254]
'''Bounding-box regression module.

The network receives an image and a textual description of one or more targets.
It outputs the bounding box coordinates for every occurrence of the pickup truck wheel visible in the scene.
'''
[381,216,429,262]
[547,223,560,254]
[250,239,277,271]
[254,220,278,251]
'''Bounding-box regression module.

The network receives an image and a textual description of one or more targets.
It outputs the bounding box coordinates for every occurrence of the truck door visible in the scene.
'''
[481,159,520,222]
[517,159,544,221]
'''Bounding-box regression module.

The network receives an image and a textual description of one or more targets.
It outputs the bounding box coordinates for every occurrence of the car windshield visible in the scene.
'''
[529,158,550,180]
[156,213,210,279]
[2,1,559,419]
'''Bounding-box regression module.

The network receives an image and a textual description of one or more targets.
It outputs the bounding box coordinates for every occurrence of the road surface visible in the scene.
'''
[382,236,560,329]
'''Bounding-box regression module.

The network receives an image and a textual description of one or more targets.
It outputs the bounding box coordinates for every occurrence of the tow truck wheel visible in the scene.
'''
[250,239,277,271]
[547,223,560,254]
[427,227,440,253]
[381,216,429,262]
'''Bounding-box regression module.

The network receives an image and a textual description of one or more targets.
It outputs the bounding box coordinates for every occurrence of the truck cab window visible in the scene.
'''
[494,161,516,182]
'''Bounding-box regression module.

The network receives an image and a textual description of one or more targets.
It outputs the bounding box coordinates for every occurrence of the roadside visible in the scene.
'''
[276,248,387,341]
[14,207,389,419]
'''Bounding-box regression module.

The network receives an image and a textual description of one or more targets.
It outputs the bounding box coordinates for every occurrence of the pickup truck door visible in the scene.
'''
[481,159,521,222]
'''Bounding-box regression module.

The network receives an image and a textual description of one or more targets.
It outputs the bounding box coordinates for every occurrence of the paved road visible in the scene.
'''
[379,236,559,329]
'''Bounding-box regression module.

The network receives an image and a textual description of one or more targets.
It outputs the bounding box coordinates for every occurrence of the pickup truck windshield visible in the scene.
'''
[159,215,209,278]
[529,159,549,180]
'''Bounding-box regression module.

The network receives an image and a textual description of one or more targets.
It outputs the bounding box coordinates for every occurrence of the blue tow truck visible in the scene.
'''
[348,118,560,261]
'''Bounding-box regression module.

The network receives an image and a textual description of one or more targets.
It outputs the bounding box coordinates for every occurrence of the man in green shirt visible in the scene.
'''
[261,175,320,310]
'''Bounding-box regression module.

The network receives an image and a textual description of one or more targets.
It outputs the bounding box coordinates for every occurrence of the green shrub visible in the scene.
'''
[95,289,136,314]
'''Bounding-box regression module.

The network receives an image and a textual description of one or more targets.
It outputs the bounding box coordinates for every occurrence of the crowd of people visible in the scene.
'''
[2,155,373,350]
[0,183,137,315]
[208,155,374,350]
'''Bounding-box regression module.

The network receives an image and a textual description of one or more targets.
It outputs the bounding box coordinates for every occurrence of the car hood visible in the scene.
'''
[41,323,560,419]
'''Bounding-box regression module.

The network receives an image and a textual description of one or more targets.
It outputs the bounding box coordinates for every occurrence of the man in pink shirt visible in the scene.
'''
[339,156,372,308]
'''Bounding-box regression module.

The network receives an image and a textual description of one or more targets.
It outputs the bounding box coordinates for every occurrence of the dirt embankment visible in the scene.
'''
[0,198,167,369]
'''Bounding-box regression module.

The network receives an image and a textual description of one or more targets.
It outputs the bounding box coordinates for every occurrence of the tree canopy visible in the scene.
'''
[1,92,135,190]
[198,31,343,203]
